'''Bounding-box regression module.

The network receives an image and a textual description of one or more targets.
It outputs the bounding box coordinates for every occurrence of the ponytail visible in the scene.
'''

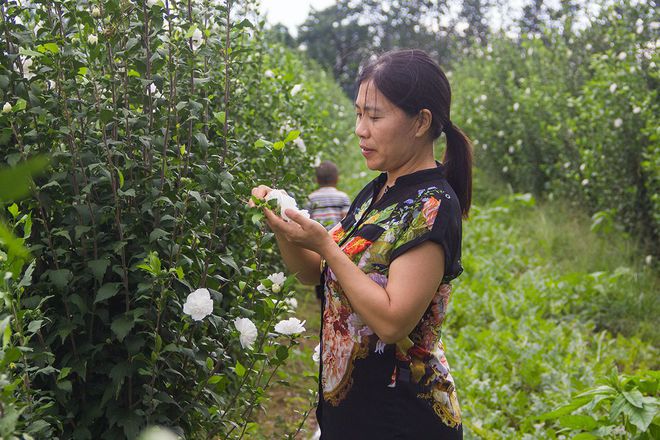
[443,122,473,218]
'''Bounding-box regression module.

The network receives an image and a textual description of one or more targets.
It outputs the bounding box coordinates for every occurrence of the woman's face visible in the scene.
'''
[354,81,420,173]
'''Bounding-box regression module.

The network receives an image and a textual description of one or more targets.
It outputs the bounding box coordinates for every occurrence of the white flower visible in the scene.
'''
[264,69,275,78]
[375,339,386,354]
[563,161,571,169]
[508,146,515,154]
[585,43,592,51]
[513,102,519,111]
[524,87,531,95]
[311,155,322,168]
[191,28,203,51]
[267,272,286,286]
[579,163,586,172]
[527,47,534,56]
[265,189,305,222]
[613,118,623,128]
[284,297,298,310]
[2,102,11,113]
[290,84,303,96]
[581,178,589,186]
[617,51,626,61]
[502,166,509,173]
[482,143,488,150]
[91,6,101,17]
[139,426,180,440]
[149,83,163,99]
[650,22,659,30]
[292,136,306,153]
[147,0,160,7]
[636,25,644,34]
[497,130,505,137]
[633,106,641,114]
[183,288,214,321]
[274,317,306,335]
[312,343,321,363]
[256,283,269,295]
[87,34,98,45]
[609,83,617,93]
[19,57,35,79]
[234,317,258,349]
[645,255,653,265]
[358,171,367,178]
[332,137,340,145]
[479,94,487,101]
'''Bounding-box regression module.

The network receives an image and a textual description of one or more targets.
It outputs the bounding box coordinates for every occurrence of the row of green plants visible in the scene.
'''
[0,0,355,438]
[452,0,659,253]
[448,186,658,439]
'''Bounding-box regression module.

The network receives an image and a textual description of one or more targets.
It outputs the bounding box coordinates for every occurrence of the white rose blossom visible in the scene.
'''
[2,102,11,113]
[284,297,298,311]
[183,288,214,321]
[274,317,306,335]
[293,136,306,153]
[88,34,98,45]
[513,102,519,111]
[19,57,35,79]
[149,83,163,99]
[191,28,203,51]
[613,118,623,128]
[265,189,310,222]
[312,343,321,363]
[633,106,641,114]
[264,69,275,78]
[290,84,303,96]
[609,83,617,93]
[234,317,258,349]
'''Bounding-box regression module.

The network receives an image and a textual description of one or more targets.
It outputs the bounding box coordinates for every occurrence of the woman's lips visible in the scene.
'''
[360,146,375,157]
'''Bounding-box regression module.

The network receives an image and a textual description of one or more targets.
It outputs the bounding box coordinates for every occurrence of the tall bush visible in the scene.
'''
[0,0,353,437]
[452,0,659,251]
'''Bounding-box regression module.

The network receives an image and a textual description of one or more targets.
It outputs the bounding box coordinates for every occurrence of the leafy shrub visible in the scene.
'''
[0,0,353,437]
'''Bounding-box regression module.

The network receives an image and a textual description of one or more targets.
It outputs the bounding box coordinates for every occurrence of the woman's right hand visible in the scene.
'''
[247,185,273,208]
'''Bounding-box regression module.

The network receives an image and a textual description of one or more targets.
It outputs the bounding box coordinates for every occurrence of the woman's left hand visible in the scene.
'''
[263,207,333,255]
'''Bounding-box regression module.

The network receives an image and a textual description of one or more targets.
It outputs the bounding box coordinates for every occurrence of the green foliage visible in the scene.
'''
[0,0,354,438]
[452,0,659,252]
[539,369,659,439]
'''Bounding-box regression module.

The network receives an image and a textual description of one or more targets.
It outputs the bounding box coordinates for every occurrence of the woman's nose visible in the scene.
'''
[355,118,368,138]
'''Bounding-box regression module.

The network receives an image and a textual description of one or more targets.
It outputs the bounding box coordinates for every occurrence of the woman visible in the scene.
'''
[250,49,472,439]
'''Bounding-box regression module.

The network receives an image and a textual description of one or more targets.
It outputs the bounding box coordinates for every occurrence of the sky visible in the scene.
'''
[260,0,336,37]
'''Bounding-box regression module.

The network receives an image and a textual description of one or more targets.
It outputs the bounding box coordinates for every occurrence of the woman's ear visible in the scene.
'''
[414,109,433,138]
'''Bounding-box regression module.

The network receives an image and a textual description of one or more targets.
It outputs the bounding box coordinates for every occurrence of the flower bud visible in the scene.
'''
[2,102,11,113]
[88,34,98,45]
[271,284,281,294]
[91,6,101,17]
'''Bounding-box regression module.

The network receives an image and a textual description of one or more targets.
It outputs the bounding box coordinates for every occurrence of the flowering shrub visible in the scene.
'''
[452,0,659,252]
[0,0,353,437]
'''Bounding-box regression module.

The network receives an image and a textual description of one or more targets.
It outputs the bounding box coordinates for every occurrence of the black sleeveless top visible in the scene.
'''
[317,162,464,439]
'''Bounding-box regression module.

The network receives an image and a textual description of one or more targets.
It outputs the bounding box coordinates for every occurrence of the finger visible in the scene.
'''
[284,209,310,228]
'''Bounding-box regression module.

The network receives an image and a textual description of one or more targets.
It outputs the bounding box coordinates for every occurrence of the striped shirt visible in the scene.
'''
[305,186,351,230]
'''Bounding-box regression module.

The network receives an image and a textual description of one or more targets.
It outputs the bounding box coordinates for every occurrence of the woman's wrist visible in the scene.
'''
[318,234,338,260]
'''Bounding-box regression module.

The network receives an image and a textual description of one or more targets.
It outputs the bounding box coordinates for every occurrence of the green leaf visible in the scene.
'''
[149,228,169,242]
[194,132,209,150]
[283,130,301,143]
[0,156,49,202]
[18,47,43,57]
[185,25,199,38]
[276,345,289,362]
[234,361,246,377]
[48,269,72,289]
[622,390,644,408]
[88,259,110,281]
[77,66,88,76]
[38,42,60,54]
[572,433,598,440]
[57,367,72,381]
[273,141,285,151]
[623,402,657,432]
[558,415,598,430]
[26,319,43,334]
[95,283,121,303]
[206,357,214,370]
[7,204,18,218]
[254,139,272,148]
[117,169,124,189]
[111,314,136,342]
[208,375,222,384]
[214,111,226,124]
